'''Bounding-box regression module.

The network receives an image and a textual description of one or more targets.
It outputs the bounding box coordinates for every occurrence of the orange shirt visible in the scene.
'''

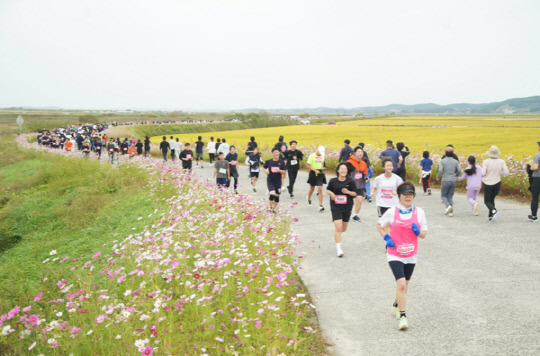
[128,146,136,155]
[347,156,367,174]
[65,141,73,151]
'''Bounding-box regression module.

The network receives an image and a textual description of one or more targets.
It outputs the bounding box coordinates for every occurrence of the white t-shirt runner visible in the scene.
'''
[378,203,428,264]
[373,173,403,208]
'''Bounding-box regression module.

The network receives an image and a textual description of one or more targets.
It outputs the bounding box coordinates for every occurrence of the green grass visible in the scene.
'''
[0,135,166,312]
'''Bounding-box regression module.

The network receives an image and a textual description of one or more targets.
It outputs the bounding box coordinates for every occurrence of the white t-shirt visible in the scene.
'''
[373,173,403,208]
[207,141,216,154]
[378,204,428,264]
[168,140,176,150]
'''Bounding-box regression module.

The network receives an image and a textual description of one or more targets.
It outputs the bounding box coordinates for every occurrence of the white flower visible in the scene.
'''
[50,250,57,255]
[215,337,223,342]
[86,330,93,335]
[122,310,131,318]
[135,339,149,347]
[47,338,57,344]
[28,341,37,351]
[56,312,63,317]
[68,308,76,313]
[115,335,122,339]
[140,314,151,321]
[1,325,13,336]
[124,289,132,296]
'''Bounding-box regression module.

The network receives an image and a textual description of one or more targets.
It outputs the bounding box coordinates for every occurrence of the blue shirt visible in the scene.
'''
[420,158,434,172]
[379,149,401,173]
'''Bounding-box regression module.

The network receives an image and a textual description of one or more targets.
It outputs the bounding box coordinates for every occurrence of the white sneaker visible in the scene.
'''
[448,212,454,217]
[392,306,400,320]
[318,205,325,212]
[445,206,453,215]
[336,246,344,258]
[473,203,479,216]
[399,316,408,330]
[491,209,499,221]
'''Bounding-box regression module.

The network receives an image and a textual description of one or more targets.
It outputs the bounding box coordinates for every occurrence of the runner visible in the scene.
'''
[359,143,373,202]
[285,140,304,197]
[94,138,103,159]
[174,138,182,161]
[371,158,403,217]
[215,138,221,154]
[128,144,136,159]
[347,146,369,222]
[395,142,410,181]
[120,139,129,155]
[225,146,239,194]
[246,147,264,192]
[376,182,428,330]
[167,136,176,161]
[180,143,193,171]
[65,139,73,152]
[81,139,90,157]
[135,139,143,155]
[528,141,540,222]
[159,136,170,162]
[245,136,258,157]
[373,140,402,174]
[279,144,287,162]
[263,147,286,213]
[436,145,462,217]
[457,155,482,215]
[338,139,353,162]
[274,135,287,151]
[482,146,509,222]
[207,137,216,164]
[217,138,229,157]
[326,162,357,257]
[213,152,230,188]
[306,146,327,212]
[107,138,116,163]
[419,151,433,195]
[195,136,204,168]
[144,136,151,157]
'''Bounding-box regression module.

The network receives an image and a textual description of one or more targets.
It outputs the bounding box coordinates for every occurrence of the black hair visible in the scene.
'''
[198,136,202,140]
[397,182,416,196]
[344,139,350,144]
[382,157,393,168]
[354,146,363,153]
[218,151,224,156]
[271,147,280,152]
[358,142,365,149]
[222,138,226,143]
[396,142,405,151]
[230,145,235,150]
[210,136,214,140]
[422,151,429,159]
[279,135,284,142]
[250,136,255,141]
[464,155,477,176]
[162,136,166,140]
[185,142,190,146]
[170,136,174,139]
[289,140,297,145]
[217,138,221,142]
[335,162,353,176]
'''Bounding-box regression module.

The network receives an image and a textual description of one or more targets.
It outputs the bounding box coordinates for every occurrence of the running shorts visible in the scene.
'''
[331,208,352,222]
[267,181,282,195]
[307,171,326,186]
[388,261,416,281]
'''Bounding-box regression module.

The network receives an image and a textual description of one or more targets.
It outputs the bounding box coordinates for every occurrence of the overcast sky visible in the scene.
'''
[1,0,539,110]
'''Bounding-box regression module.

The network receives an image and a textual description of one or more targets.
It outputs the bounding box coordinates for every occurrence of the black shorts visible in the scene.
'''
[388,261,416,281]
[267,181,282,195]
[356,188,366,197]
[378,206,390,217]
[250,171,260,178]
[307,171,326,186]
[331,208,352,222]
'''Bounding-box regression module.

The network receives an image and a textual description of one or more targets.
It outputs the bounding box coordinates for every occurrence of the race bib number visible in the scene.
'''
[219,168,227,174]
[354,172,363,180]
[290,160,298,165]
[186,154,192,159]
[315,157,323,163]
[335,195,347,204]
[271,166,280,173]
[250,168,259,172]
[230,160,237,166]
[123,147,127,151]
[381,189,393,199]
[109,149,113,152]
[397,243,415,255]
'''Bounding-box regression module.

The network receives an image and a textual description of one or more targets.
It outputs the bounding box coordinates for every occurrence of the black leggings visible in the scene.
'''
[531,177,540,216]
[484,182,501,217]
[209,153,215,164]
[227,177,238,189]
[422,174,431,192]
[389,261,416,281]
[288,169,298,194]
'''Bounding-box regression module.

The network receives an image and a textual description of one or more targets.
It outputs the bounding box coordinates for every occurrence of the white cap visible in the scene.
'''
[317,145,325,154]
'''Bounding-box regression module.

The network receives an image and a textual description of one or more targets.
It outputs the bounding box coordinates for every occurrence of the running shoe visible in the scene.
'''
[445,206,453,215]
[528,215,538,222]
[352,215,361,222]
[392,306,400,320]
[473,203,479,216]
[491,209,499,221]
[318,205,325,212]
[307,198,312,206]
[448,212,454,217]
[290,194,294,198]
[336,246,344,258]
[424,192,428,196]
[253,188,256,193]
[427,188,432,195]
[399,316,408,330]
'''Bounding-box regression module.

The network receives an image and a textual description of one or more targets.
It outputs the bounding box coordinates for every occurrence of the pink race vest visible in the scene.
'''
[387,206,419,258]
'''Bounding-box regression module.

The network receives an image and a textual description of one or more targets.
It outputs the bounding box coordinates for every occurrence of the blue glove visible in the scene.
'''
[383,234,395,248]
[411,223,421,237]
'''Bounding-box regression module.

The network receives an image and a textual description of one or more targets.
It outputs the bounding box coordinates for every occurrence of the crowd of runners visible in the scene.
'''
[34,125,540,330]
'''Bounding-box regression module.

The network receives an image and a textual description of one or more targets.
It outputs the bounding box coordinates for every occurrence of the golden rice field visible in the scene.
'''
[151,116,540,158]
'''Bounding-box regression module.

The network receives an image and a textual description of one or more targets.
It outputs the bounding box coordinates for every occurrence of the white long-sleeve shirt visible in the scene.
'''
[482,158,509,185]
[207,141,216,154]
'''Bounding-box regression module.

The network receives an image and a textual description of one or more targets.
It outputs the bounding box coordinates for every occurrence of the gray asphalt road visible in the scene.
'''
[187,162,540,355]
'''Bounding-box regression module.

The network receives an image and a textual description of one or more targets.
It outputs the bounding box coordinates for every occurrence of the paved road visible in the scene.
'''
[188,161,539,355]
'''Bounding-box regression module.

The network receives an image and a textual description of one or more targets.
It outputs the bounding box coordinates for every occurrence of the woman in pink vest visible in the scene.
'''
[376,182,428,330]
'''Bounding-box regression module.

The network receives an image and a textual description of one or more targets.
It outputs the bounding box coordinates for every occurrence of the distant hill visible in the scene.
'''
[241,96,540,114]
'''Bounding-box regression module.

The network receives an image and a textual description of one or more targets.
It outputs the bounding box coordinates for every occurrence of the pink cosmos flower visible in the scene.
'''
[28,314,39,325]
[23,306,31,312]
[171,259,179,267]
[92,252,101,259]
[7,306,20,319]
[194,273,200,279]
[255,320,262,328]
[141,346,153,356]
[96,314,107,323]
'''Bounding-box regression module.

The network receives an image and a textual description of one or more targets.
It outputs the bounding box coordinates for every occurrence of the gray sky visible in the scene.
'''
[1,0,539,110]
